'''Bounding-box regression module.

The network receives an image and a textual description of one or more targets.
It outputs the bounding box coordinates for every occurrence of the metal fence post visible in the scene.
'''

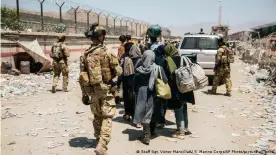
[97,12,102,24]
[120,18,124,34]
[86,9,92,29]
[140,22,142,37]
[56,2,65,23]
[135,22,138,37]
[38,0,45,31]
[125,19,129,34]
[16,0,20,23]
[71,6,79,34]
[105,14,110,27]
[113,16,118,35]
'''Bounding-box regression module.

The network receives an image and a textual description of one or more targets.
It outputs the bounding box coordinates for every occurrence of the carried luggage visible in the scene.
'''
[185,57,208,89]
[175,56,195,93]
[155,66,171,99]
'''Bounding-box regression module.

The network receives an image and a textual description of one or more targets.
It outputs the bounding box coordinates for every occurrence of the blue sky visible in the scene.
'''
[2,0,276,35]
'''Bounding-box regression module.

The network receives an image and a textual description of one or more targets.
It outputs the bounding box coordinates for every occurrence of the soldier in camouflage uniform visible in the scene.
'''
[80,23,122,155]
[50,35,70,93]
[208,37,232,97]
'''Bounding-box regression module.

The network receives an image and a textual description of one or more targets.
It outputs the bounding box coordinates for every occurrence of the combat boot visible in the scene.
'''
[207,88,217,95]
[94,143,107,155]
[52,86,56,93]
[225,91,232,97]
[63,88,69,92]
[139,123,150,145]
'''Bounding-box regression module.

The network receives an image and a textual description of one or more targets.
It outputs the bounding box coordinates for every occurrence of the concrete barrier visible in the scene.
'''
[1,31,137,67]
[1,31,175,70]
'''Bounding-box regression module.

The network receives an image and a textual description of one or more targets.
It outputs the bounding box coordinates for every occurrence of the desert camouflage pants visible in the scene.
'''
[212,70,232,93]
[52,62,69,89]
[90,90,116,150]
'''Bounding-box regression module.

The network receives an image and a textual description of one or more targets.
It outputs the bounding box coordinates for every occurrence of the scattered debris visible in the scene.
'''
[0,63,80,100]
[232,133,240,137]
[62,134,70,137]
[76,111,85,114]
[79,130,86,134]
[47,142,64,149]
[165,138,177,142]
[189,135,201,138]
[1,111,17,120]
[36,127,47,130]
[15,132,28,136]
[31,132,38,137]
[44,136,56,138]
[7,141,16,145]
[214,114,226,118]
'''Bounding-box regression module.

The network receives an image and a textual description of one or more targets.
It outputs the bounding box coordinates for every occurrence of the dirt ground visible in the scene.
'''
[1,60,272,155]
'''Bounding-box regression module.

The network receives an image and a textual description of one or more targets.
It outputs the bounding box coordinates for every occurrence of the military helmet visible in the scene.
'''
[86,22,106,38]
[218,37,224,45]
[57,35,66,40]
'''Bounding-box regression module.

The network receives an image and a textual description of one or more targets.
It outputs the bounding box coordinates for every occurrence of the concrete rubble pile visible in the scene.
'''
[238,40,276,70]
[237,63,276,154]
[0,63,80,100]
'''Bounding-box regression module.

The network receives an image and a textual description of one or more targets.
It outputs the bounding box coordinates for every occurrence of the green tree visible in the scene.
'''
[1,7,22,30]
[54,23,67,33]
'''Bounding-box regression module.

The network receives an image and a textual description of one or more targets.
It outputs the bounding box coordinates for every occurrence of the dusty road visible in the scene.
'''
[1,60,275,155]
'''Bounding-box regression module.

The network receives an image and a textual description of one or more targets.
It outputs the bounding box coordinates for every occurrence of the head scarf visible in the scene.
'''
[136,50,159,91]
[164,44,178,57]
[136,50,155,75]
[164,44,178,74]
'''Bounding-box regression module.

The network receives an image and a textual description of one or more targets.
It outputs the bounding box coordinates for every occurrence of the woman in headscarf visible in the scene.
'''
[163,44,195,139]
[133,50,167,145]
[120,42,141,124]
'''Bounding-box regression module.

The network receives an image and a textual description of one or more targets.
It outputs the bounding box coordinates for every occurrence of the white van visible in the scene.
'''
[178,34,219,77]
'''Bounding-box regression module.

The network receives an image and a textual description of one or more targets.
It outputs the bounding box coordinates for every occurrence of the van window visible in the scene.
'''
[198,37,218,50]
[180,37,218,50]
[180,37,197,49]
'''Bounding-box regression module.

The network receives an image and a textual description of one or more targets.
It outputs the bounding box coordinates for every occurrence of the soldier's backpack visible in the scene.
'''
[223,46,234,63]
[81,45,105,86]
[50,42,70,59]
[50,42,63,59]
[79,45,121,87]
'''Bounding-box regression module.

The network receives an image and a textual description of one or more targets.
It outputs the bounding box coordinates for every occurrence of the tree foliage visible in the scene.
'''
[54,23,67,33]
[1,7,23,30]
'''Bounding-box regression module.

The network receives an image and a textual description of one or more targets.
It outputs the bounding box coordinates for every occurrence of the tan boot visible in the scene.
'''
[225,91,232,97]
[207,88,217,95]
[94,144,107,155]
[52,86,56,93]
[63,88,69,92]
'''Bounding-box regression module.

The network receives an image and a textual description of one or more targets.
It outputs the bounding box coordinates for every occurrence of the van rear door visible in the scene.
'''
[197,37,218,69]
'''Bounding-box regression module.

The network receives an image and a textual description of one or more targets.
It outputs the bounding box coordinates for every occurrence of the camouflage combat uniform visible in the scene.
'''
[209,45,232,96]
[51,40,70,92]
[81,44,121,155]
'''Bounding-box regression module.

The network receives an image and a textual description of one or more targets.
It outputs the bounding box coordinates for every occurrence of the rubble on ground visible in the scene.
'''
[237,62,275,154]
[0,63,80,100]
[237,40,276,70]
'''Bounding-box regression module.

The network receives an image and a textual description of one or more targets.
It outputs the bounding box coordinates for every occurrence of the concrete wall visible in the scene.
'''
[1,31,143,68]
